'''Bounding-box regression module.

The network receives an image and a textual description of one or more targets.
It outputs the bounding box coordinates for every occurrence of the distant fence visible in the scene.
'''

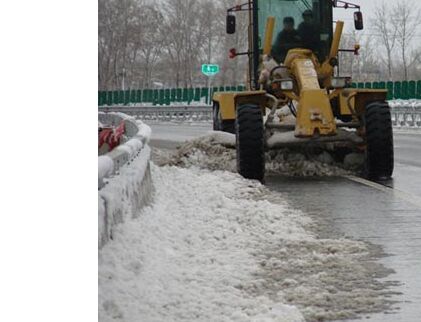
[98,81,421,106]
[351,80,421,101]
[98,86,246,106]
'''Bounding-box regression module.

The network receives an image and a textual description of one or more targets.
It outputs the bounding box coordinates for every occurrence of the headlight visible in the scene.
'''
[331,77,351,88]
[280,79,294,90]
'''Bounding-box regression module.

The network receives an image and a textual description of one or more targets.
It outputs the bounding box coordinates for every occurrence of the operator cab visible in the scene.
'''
[226,0,364,90]
[259,0,333,63]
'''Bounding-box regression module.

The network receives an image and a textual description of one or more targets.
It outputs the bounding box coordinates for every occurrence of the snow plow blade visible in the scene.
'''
[266,129,363,149]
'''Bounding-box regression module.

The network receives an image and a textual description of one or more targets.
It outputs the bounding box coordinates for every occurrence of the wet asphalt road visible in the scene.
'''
[388,132,421,197]
[265,176,421,322]
[149,122,421,321]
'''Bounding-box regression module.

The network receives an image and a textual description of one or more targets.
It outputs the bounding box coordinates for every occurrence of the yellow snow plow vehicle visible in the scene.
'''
[213,0,393,182]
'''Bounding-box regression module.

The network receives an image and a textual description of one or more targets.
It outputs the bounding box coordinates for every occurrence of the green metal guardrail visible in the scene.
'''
[98,86,246,106]
[351,80,421,101]
[98,81,421,106]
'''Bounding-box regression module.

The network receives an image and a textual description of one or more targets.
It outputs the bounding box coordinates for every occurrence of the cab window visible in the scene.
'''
[258,0,332,61]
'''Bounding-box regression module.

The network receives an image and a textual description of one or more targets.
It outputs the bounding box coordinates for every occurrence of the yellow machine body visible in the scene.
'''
[263,16,275,56]
[215,1,394,181]
[284,49,337,136]
[213,9,389,141]
[213,90,267,120]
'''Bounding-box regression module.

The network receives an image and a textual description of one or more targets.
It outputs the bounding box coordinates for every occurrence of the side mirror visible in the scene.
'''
[354,11,363,30]
[226,14,236,34]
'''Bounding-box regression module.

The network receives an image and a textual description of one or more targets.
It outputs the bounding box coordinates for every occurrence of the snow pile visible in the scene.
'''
[265,149,363,176]
[99,165,307,321]
[160,132,363,176]
[157,131,238,172]
[99,164,395,321]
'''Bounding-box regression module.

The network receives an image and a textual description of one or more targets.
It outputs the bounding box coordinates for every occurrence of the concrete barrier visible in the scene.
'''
[98,112,153,248]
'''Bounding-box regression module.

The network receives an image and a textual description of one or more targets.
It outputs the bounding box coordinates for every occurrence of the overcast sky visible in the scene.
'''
[333,0,421,38]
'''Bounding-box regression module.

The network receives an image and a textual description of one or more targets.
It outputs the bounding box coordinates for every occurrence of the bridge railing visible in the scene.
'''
[99,101,421,129]
[389,100,421,128]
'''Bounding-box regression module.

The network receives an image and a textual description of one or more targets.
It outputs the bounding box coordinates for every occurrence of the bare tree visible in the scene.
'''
[136,3,165,88]
[99,0,255,89]
[372,1,397,80]
[161,0,204,87]
[102,0,421,89]
[392,0,421,81]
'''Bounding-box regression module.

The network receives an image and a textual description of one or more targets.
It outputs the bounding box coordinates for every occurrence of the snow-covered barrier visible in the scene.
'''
[98,112,153,248]
[99,105,212,122]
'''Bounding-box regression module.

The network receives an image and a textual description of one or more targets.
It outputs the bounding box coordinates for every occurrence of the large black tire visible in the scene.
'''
[235,104,265,181]
[213,103,235,133]
[364,101,394,179]
[212,103,220,130]
[221,120,235,134]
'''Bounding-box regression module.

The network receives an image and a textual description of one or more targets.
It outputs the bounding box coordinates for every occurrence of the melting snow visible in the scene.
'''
[99,163,394,321]
[99,165,307,321]
[158,131,363,176]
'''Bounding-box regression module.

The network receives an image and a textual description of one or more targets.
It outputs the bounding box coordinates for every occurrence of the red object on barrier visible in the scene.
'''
[98,121,125,152]
[114,121,125,141]
[99,128,112,148]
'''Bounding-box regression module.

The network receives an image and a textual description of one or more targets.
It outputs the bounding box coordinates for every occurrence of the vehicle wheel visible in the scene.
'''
[212,103,221,130]
[221,119,235,134]
[363,101,394,179]
[235,104,265,181]
[213,103,235,133]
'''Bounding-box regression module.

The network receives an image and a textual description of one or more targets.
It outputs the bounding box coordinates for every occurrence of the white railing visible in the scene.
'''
[389,100,421,128]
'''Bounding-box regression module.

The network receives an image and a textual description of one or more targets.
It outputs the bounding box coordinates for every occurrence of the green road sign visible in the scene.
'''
[201,64,220,76]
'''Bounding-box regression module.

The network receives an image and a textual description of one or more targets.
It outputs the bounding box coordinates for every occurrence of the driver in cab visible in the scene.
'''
[298,9,321,53]
[271,16,301,64]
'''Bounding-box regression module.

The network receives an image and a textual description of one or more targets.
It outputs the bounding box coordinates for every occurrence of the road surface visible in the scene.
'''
[149,122,421,321]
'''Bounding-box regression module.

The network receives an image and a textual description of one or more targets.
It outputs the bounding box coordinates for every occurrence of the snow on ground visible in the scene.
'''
[156,131,363,177]
[99,163,394,322]
[99,164,306,322]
